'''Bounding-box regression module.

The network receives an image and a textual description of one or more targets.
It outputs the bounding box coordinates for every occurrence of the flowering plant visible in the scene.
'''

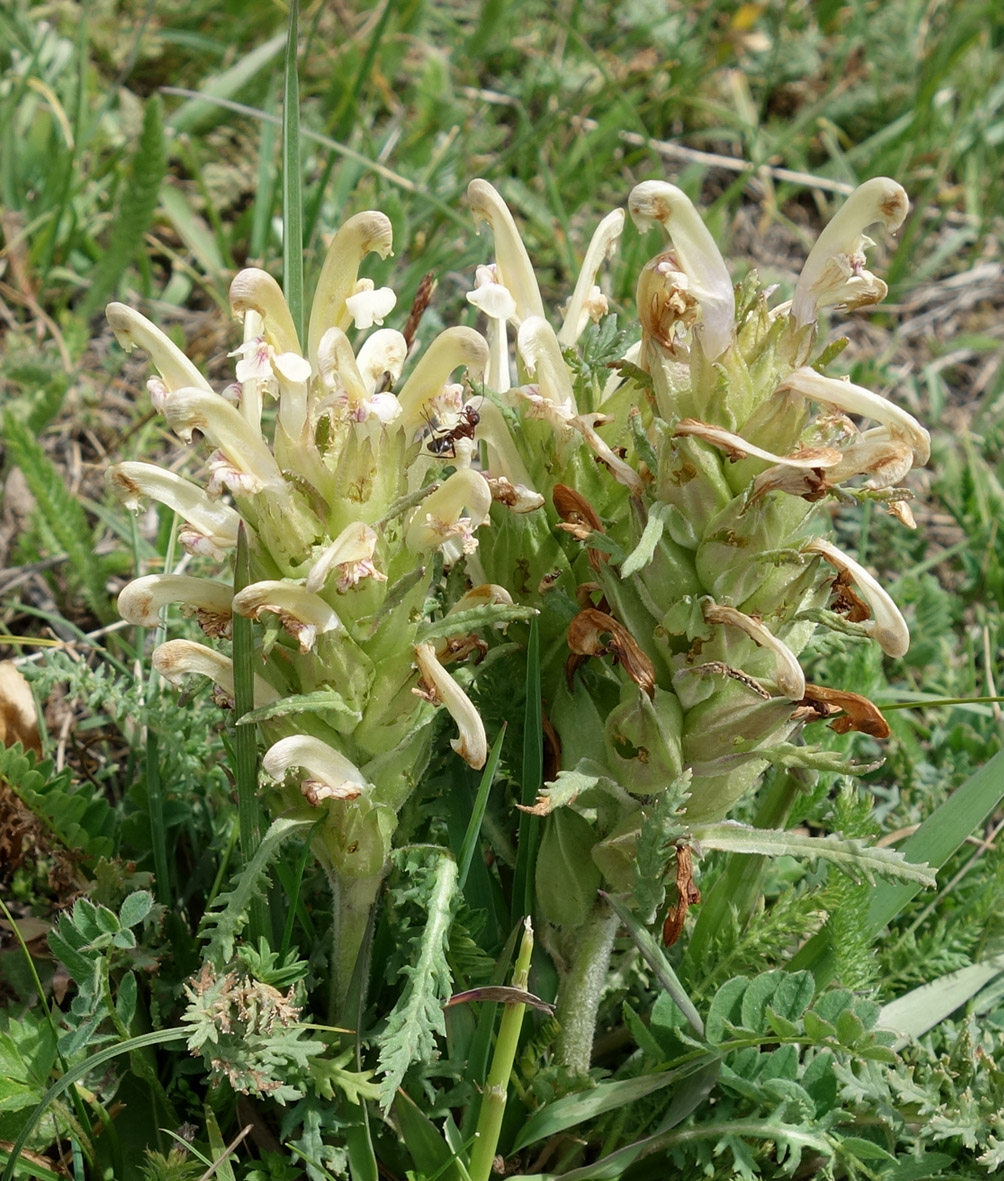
[108,173,931,1081]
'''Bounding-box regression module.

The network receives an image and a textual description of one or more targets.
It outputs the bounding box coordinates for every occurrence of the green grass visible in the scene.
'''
[2,1,1004,1179]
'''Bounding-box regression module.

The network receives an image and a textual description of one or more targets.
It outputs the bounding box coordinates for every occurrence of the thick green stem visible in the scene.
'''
[469,919,534,1181]
[554,899,620,1074]
[329,870,383,1021]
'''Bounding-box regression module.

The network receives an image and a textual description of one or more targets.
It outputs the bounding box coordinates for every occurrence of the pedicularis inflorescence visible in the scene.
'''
[109,176,925,1042]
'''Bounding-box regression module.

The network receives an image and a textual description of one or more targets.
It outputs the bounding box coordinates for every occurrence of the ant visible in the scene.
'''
[425,400,481,458]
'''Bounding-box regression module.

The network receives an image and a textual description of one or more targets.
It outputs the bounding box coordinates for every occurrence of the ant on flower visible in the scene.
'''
[426,402,481,457]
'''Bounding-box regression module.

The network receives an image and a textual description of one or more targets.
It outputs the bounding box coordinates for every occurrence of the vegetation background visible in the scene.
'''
[2,1,1004,1178]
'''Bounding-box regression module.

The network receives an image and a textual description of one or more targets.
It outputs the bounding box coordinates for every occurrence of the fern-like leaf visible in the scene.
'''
[0,742,115,862]
[376,850,458,1110]
[688,820,936,888]
[200,817,315,966]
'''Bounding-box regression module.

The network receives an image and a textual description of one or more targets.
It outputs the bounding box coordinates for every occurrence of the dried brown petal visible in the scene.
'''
[800,683,891,739]
[567,608,656,698]
[831,570,872,623]
[538,570,563,594]
[662,845,701,947]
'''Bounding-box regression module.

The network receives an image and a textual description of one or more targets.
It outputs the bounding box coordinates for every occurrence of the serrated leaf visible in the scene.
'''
[200,817,315,965]
[376,852,458,1110]
[689,820,936,887]
[414,602,539,643]
[238,689,363,728]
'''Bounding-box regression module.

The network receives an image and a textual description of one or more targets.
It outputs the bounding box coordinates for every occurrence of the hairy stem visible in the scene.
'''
[329,870,383,1020]
[554,899,621,1074]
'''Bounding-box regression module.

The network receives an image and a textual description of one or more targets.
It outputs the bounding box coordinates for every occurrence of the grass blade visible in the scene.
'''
[282,0,304,346]
[457,724,506,891]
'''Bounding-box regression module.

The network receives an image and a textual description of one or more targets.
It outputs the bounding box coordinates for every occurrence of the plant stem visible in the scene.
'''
[330,869,383,1020]
[469,919,534,1181]
[554,899,620,1074]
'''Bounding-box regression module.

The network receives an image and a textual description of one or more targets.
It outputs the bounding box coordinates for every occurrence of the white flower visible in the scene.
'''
[628,181,735,360]
[778,367,930,467]
[232,581,342,653]
[702,603,807,701]
[468,180,545,326]
[263,735,369,805]
[804,537,910,657]
[557,207,624,346]
[406,469,492,563]
[306,211,394,368]
[467,263,517,392]
[106,303,213,394]
[396,327,489,430]
[413,641,487,769]
[792,177,909,329]
[152,639,278,707]
[345,279,397,330]
[108,462,243,558]
[305,523,384,595]
[117,574,233,634]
